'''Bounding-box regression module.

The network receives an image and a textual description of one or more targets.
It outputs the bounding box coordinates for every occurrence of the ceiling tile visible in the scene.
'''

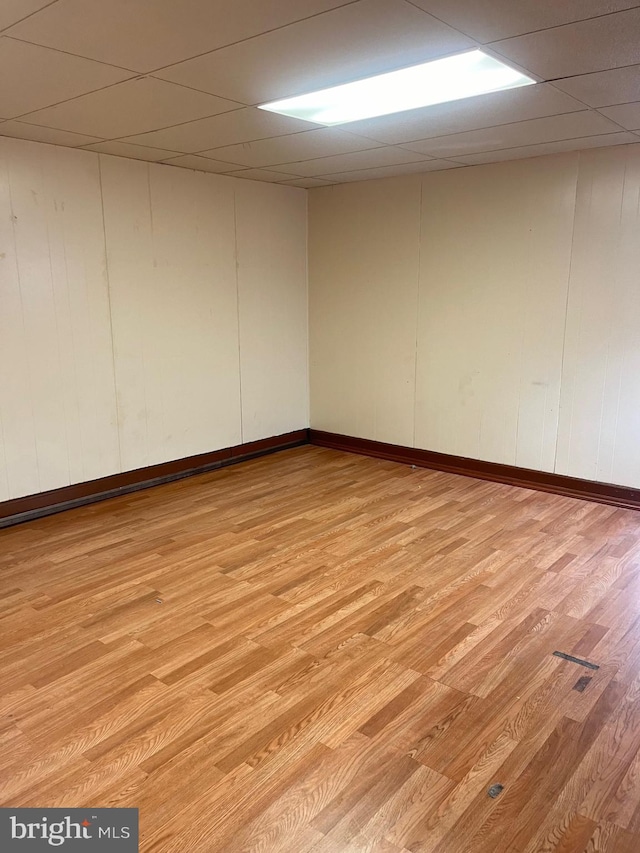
[82,140,182,161]
[553,66,640,107]
[201,128,382,168]
[402,110,621,157]
[0,37,133,118]
[450,133,639,165]
[19,77,238,139]
[409,1,640,44]
[319,159,462,182]
[159,154,244,173]
[0,120,100,146]
[155,0,474,105]
[342,83,585,144]
[0,0,54,32]
[3,0,638,186]
[278,177,335,188]
[598,101,640,129]
[491,8,640,79]
[226,168,304,182]
[123,107,314,153]
[6,0,354,72]
[268,146,432,177]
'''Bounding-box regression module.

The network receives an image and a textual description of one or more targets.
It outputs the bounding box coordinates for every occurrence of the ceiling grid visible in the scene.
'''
[1,0,638,184]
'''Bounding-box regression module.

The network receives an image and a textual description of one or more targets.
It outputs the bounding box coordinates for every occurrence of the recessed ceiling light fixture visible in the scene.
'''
[259,50,536,125]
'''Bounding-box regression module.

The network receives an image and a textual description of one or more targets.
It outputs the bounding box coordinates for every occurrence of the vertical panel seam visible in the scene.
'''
[97,154,123,473]
[141,163,154,464]
[513,195,530,468]
[0,155,20,497]
[233,185,244,444]
[39,151,71,487]
[553,151,581,476]
[412,179,424,450]
[48,154,74,487]
[5,147,41,493]
[305,188,310,428]
[605,155,629,482]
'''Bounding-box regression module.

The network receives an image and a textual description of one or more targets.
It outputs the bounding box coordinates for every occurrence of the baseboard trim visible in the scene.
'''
[309,429,640,512]
[0,429,310,528]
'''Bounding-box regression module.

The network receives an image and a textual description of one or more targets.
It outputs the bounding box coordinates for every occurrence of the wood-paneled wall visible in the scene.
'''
[308,176,421,447]
[556,147,640,488]
[0,137,308,500]
[309,143,640,489]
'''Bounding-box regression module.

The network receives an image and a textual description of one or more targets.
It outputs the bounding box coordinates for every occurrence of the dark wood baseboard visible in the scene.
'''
[6,427,638,527]
[0,429,309,528]
[309,429,640,512]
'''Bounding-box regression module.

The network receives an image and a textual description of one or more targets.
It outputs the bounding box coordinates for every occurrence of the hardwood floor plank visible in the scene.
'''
[1,446,640,851]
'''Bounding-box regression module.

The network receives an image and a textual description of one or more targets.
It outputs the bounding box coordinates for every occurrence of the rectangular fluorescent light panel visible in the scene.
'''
[259,50,535,125]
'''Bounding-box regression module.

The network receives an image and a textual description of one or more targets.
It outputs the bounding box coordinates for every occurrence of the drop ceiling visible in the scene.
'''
[2,0,640,186]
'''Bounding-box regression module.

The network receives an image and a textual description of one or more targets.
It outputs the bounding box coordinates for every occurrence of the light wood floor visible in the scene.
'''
[2,446,640,852]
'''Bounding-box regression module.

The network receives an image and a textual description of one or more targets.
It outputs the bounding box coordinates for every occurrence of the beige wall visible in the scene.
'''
[3,136,639,501]
[309,143,640,489]
[309,175,421,447]
[0,137,308,500]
